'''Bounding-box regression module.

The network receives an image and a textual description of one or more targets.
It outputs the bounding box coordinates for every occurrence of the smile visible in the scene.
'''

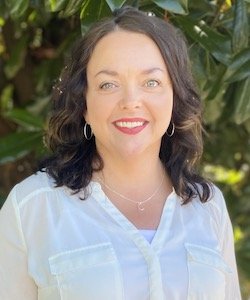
[115,121,145,128]
[113,118,148,135]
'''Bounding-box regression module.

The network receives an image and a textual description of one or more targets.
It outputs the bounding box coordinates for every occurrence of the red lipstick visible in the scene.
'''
[112,118,148,135]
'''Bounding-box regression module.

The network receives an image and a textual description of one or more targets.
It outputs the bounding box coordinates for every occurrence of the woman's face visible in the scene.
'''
[85,30,173,160]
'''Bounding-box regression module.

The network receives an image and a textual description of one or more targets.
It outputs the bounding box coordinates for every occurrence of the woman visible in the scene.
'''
[0,6,241,300]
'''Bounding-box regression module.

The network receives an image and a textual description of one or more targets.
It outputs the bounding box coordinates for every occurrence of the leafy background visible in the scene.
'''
[0,0,249,297]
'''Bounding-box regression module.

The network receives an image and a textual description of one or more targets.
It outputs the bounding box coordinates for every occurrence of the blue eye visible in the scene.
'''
[100,82,116,90]
[145,79,160,87]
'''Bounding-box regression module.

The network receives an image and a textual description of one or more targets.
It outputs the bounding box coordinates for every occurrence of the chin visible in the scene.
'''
[116,142,156,159]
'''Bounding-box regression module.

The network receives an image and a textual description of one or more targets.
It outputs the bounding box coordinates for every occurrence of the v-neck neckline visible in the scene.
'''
[89,180,178,252]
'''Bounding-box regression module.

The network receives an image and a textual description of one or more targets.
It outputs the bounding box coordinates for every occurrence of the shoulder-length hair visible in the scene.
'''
[40,6,211,204]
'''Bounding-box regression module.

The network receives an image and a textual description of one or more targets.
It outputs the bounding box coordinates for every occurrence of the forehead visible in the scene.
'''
[87,30,167,72]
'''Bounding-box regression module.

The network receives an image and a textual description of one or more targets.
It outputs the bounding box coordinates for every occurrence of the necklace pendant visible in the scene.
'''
[137,202,145,212]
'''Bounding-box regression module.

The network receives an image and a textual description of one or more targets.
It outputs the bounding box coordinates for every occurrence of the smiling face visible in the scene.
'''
[85,30,173,161]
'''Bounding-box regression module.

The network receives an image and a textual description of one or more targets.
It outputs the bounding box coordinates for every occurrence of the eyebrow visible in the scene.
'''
[95,70,118,77]
[94,67,166,77]
[141,67,166,75]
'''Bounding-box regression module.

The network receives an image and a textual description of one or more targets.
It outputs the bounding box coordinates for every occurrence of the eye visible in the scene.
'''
[100,82,117,90]
[145,79,160,88]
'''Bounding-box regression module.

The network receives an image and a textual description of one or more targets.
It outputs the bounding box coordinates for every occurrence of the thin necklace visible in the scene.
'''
[96,174,164,212]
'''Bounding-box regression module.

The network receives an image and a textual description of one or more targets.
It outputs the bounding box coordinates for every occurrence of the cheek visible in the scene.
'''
[84,90,101,124]
[84,103,96,125]
[153,94,173,127]
[154,92,173,113]
[84,95,111,128]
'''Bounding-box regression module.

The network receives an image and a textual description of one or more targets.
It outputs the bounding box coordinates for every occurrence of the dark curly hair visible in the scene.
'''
[40,6,212,204]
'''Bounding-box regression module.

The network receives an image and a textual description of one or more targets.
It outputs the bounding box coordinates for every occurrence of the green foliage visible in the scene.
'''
[232,0,248,53]
[153,0,188,14]
[5,0,29,19]
[0,0,249,297]
[0,131,43,164]
[4,35,28,79]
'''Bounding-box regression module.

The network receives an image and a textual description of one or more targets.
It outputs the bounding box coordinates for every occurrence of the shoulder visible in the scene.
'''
[1,171,74,230]
[204,184,228,216]
[4,171,64,213]
[15,171,56,196]
[0,171,57,237]
[190,183,230,230]
[18,170,55,190]
[190,183,227,210]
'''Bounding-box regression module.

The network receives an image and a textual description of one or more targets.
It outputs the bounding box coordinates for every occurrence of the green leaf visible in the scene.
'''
[4,35,28,79]
[0,84,14,111]
[244,118,250,134]
[224,48,250,83]
[44,0,67,12]
[190,45,219,94]
[0,1,8,19]
[80,0,111,34]
[27,96,51,116]
[30,0,44,6]
[5,0,29,19]
[234,77,250,124]
[56,31,79,56]
[189,46,207,91]
[3,108,44,130]
[105,0,126,11]
[0,17,5,27]
[176,16,231,65]
[153,0,188,15]
[188,0,214,16]
[232,0,248,53]
[203,87,226,123]
[204,64,228,101]
[61,0,83,17]
[0,131,43,164]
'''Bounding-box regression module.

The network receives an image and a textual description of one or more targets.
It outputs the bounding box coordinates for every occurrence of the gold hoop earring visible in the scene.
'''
[166,122,175,137]
[83,123,93,140]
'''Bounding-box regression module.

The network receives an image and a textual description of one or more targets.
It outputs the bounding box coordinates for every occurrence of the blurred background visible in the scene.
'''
[0,0,249,298]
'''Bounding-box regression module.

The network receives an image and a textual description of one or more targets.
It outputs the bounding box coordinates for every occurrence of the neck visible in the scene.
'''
[95,151,163,184]
[92,152,173,204]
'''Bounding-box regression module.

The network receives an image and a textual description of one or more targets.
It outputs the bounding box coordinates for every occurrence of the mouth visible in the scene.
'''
[112,118,148,135]
[114,121,145,128]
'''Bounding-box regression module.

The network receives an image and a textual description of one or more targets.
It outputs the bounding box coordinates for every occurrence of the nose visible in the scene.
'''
[119,86,142,110]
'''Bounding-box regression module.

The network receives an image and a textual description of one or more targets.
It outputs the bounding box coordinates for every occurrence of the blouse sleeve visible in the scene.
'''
[0,187,37,300]
[218,190,242,300]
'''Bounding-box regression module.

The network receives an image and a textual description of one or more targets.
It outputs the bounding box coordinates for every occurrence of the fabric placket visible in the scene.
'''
[89,182,177,300]
[151,193,178,253]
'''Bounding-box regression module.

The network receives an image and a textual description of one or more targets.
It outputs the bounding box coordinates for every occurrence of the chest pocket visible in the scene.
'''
[185,243,232,300]
[49,243,124,300]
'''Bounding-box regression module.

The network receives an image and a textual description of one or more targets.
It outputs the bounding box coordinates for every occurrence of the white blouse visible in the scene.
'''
[140,229,156,243]
[0,171,241,300]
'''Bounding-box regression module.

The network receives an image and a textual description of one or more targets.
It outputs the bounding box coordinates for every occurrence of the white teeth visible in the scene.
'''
[115,121,144,128]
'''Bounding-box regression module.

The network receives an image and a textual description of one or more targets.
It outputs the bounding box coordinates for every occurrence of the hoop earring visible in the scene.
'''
[83,123,93,140]
[166,122,175,137]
